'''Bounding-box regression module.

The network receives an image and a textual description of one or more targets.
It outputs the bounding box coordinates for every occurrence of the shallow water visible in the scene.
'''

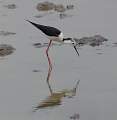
[0,0,117,120]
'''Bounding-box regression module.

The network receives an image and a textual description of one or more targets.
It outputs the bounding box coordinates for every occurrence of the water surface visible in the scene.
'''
[0,0,117,120]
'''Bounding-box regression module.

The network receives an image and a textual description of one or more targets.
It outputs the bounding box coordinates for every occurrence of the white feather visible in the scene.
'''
[58,32,64,41]
[47,32,64,42]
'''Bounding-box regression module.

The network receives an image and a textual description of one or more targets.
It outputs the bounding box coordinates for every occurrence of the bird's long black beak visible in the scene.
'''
[73,45,79,56]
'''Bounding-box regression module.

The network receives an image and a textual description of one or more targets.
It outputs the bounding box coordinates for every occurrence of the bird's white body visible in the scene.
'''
[47,32,64,43]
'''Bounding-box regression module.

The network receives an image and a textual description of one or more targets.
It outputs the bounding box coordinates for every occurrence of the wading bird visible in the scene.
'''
[27,20,79,82]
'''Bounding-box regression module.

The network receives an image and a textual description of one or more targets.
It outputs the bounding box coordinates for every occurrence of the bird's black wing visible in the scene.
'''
[40,25,61,37]
[27,20,61,37]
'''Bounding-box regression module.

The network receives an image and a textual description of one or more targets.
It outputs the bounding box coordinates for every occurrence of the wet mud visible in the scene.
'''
[0,44,15,57]
[74,35,108,47]
[35,1,74,19]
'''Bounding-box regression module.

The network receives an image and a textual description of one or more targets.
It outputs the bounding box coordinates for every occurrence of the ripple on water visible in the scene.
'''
[33,42,61,48]
[3,4,17,9]
[112,42,117,47]
[0,30,16,36]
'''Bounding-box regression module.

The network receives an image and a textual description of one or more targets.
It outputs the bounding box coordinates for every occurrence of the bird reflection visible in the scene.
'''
[34,80,80,111]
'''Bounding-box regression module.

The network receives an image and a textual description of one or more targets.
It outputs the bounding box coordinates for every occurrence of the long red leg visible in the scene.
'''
[46,40,53,94]
[46,40,52,81]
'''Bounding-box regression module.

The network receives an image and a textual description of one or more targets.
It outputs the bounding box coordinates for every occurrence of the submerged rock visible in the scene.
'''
[0,44,15,57]
[74,35,108,47]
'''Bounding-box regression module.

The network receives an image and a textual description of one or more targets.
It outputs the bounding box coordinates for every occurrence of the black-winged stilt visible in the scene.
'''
[26,20,79,82]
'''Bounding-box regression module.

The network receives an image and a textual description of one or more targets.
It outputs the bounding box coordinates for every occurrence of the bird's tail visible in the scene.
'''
[26,20,42,30]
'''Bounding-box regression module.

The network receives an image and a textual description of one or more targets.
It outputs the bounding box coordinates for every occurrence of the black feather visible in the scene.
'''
[26,20,61,37]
